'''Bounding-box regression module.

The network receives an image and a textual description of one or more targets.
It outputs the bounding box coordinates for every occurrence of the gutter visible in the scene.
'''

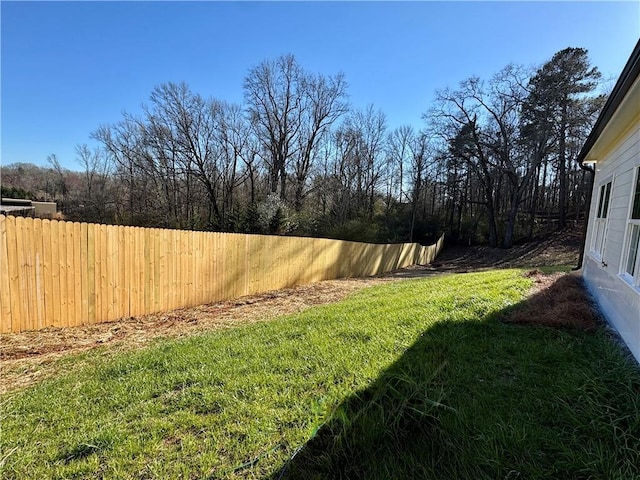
[574,39,640,270]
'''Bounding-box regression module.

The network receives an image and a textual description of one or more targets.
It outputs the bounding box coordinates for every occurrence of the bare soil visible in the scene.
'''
[432,228,582,272]
[0,229,588,394]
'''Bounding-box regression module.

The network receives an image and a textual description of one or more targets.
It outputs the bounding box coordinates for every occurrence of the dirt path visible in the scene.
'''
[0,230,582,394]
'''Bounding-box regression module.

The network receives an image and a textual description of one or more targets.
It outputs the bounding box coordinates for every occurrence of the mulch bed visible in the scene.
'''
[503,270,600,332]
[0,276,400,394]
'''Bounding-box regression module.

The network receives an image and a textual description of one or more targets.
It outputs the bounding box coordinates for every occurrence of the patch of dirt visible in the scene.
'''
[0,230,583,394]
[433,228,581,272]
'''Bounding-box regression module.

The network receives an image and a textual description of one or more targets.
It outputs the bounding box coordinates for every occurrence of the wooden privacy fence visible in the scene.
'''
[0,215,444,333]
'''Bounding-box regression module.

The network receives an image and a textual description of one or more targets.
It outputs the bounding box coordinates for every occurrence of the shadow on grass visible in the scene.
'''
[270,274,640,480]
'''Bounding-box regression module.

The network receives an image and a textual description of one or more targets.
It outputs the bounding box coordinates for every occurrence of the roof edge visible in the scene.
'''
[577,39,640,166]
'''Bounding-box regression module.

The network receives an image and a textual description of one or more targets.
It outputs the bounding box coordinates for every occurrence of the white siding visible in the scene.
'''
[583,119,640,362]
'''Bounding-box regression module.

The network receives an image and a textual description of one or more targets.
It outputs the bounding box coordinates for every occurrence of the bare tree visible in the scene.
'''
[428,65,538,247]
[75,144,115,223]
[407,132,432,242]
[345,105,387,217]
[215,101,257,228]
[292,71,348,210]
[92,115,162,226]
[244,54,303,200]
[244,54,348,208]
[387,125,415,204]
[144,82,221,228]
[47,154,69,209]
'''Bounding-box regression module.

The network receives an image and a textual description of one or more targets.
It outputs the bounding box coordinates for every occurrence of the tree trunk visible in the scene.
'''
[558,103,568,228]
[528,164,541,238]
[484,182,499,248]
[487,203,499,248]
[503,202,520,248]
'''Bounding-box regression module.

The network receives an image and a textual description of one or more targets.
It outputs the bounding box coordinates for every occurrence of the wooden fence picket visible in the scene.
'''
[0,214,443,333]
[0,216,13,333]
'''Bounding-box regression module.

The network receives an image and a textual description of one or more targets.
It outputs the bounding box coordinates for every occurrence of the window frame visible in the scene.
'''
[590,177,613,261]
[620,166,640,288]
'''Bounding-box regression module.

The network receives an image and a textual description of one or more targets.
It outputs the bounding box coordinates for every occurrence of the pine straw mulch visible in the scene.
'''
[502,270,601,332]
[0,276,402,394]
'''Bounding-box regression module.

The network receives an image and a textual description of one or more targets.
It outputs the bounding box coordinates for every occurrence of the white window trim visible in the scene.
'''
[619,165,640,289]
[590,176,613,262]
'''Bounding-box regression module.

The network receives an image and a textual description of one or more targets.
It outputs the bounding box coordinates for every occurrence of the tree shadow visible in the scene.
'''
[269,274,639,480]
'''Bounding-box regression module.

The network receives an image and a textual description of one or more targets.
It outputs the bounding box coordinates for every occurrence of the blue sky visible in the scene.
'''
[2,1,639,171]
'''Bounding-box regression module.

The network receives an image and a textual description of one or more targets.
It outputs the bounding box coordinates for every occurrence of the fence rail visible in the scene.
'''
[0,215,443,333]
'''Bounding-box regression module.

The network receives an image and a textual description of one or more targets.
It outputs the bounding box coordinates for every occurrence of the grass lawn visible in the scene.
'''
[1,270,639,479]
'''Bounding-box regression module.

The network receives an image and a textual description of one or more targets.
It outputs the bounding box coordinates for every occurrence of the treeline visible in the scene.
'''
[2,48,605,247]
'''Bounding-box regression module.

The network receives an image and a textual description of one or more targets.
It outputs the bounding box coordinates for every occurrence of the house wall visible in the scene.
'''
[0,198,57,218]
[583,118,640,362]
[32,201,57,217]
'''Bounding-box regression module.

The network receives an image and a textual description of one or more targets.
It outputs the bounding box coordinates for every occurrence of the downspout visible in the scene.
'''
[574,161,595,271]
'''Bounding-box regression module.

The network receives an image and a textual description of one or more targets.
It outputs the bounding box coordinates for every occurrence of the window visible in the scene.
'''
[592,180,612,258]
[622,168,640,284]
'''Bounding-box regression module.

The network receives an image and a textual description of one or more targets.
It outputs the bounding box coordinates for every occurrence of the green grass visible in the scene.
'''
[537,264,575,274]
[1,270,639,479]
